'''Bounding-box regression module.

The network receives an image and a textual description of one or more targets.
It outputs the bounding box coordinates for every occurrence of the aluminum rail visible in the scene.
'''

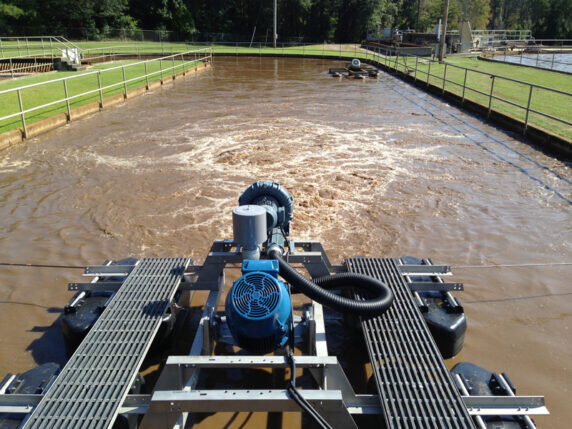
[363,45,572,135]
[0,48,211,94]
[0,48,212,138]
[347,257,476,429]
[20,257,190,429]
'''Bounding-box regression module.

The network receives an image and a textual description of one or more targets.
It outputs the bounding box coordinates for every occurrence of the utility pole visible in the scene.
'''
[273,0,277,49]
[416,0,421,32]
[438,0,450,62]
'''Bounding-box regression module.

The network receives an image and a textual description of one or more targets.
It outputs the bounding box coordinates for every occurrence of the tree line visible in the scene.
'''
[1,0,570,42]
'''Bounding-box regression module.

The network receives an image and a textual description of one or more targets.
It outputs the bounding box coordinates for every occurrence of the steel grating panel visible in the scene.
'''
[346,257,475,429]
[22,257,190,429]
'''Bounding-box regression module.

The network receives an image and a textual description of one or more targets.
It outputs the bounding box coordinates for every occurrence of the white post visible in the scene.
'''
[273,0,277,49]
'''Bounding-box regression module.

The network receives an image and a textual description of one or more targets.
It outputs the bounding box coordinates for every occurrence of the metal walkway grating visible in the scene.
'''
[346,257,475,429]
[22,257,190,429]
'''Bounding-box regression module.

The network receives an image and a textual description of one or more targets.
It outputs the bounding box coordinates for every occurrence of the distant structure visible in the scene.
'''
[366,23,533,55]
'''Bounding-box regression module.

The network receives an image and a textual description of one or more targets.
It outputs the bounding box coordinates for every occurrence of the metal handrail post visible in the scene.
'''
[49,38,53,59]
[63,80,71,121]
[10,58,14,78]
[462,68,468,104]
[488,76,496,117]
[0,38,3,58]
[17,89,27,138]
[144,61,149,89]
[524,85,534,134]
[97,71,103,108]
[172,55,176,79]
[181,54,186,76]
[551,52,555,70]
[442,63,447,94]
[26,38,30,56]
[160,59,163,83]
[427,61,431,87]
[122,67,127,98]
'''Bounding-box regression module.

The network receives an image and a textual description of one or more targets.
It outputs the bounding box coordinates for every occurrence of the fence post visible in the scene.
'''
[0,38,3,58]
[461,68,468,104]
[551,52,555,70]
[181,54,186,76]
[427,61,431,87]
[523,85,534,134]
[172,55,176,79]
[9,58,14,78]
[414,56,418,82]
[442,63,447,94]
[488,75,496,118]
[160,59,163,83]
[97,71,103,108]
[16,89,28,138]
[122,67,127,98]
[25,38,30,56]
[144,61,149,89]
[63,80,71,121]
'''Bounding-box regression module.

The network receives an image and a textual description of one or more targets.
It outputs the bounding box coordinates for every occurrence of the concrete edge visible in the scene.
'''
[0,61,211,152]
[361,58,572,161]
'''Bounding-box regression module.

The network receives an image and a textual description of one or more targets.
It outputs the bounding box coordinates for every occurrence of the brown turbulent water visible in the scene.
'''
[0,57,570,427]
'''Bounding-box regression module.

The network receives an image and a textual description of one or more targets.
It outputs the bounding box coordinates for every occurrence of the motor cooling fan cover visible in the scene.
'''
[225,271,291,354]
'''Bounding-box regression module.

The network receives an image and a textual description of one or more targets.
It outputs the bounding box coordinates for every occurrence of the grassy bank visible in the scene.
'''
[0,58,200,135]
[1,42,570,141]
[388,54,571,139]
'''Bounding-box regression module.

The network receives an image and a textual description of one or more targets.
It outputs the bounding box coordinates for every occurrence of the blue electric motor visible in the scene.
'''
[225,260,292,354]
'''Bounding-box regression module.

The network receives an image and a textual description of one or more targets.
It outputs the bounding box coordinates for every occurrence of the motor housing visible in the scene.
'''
[225,260,291,354]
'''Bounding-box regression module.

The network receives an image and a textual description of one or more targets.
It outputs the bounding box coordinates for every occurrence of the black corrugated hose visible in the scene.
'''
[268,249,394,316]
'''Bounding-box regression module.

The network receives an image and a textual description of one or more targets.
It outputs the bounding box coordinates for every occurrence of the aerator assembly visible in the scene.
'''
[0,181,548,429]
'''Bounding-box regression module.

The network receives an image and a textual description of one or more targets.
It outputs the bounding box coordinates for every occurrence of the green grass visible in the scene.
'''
[0,59,201,134]
[1,41,570,141]
[388,54,572,140]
